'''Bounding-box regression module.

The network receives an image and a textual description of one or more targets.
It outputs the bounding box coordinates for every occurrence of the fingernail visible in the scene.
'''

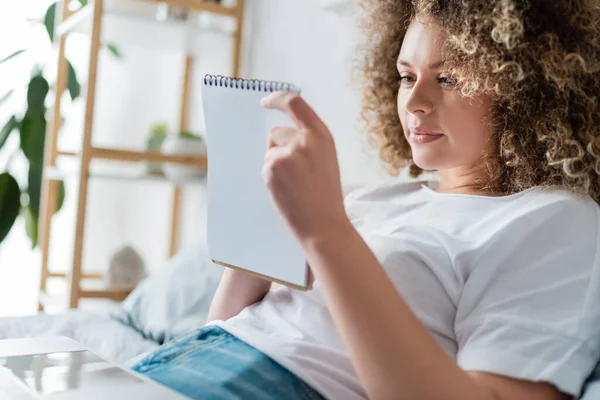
[260,97,268,107]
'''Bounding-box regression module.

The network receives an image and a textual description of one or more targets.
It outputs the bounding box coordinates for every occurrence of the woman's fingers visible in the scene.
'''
[268,127,298,149]
[261,91,328,133]
[264,144,291,163]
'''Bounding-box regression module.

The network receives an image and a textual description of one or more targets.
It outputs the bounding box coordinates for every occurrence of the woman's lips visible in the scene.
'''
[409,127,444,144]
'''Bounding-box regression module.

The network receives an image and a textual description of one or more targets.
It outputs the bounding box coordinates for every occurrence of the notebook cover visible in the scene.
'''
[202,75,308,290]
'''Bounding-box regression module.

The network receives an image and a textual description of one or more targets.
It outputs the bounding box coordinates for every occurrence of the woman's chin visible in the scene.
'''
[411,153,445,171]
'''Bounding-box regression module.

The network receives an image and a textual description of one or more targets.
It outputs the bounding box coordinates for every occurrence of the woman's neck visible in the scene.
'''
[436,163,488,195]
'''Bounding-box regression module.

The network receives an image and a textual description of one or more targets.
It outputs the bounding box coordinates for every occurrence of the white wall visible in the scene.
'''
[246,0,387,187]
[0,0,390,315]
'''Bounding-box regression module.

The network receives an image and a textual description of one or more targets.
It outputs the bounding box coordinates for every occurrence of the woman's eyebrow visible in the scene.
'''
[397,59,446,69]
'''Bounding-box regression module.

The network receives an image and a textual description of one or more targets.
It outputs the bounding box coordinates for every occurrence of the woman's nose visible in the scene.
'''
[405,80,434,115]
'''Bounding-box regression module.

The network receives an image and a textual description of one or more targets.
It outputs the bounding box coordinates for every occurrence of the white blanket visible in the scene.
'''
[0,311,159,365]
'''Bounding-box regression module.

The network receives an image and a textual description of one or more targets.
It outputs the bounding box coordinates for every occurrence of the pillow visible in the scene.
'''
[112,239,224,344]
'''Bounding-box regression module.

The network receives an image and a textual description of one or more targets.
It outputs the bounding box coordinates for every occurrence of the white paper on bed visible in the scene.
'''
[201,75,308,290]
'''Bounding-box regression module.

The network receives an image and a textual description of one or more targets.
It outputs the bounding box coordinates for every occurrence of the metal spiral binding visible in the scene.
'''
[203,74,300,93]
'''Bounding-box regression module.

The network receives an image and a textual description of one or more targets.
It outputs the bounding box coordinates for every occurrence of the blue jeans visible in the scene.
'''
[130,325,326,400]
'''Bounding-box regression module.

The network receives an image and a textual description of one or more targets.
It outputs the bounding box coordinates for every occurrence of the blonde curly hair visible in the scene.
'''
[357,0,600,200]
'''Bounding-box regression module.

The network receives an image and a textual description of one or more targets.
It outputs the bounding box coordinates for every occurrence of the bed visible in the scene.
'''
[0,310,158,364]
[0,240,598,399]
[0,240,223,365]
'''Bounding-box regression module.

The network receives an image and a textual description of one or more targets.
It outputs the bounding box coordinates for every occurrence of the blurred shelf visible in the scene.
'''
[48,272,103,280]
[40,0,245,311]
[39,280,136,310]
[57,2,237,55]
[58,147,207,168]
[39,288,134,309]
[92,147,207,167]
[45,165,206,185]
[140,0,238,16]
[79,287,135,301]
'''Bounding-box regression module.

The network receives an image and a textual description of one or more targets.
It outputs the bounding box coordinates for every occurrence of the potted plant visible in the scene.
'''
[162,131,207,180]
[0,0,121,248]
[144,122,168,175]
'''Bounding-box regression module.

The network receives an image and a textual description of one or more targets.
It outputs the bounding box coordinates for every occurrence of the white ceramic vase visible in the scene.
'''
[162,136,207,180]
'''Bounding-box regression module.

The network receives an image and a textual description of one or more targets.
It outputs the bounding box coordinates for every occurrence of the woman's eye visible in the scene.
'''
[398,75,415,85]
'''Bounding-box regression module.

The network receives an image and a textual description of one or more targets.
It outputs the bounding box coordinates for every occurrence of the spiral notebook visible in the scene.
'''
[201,75,309,290]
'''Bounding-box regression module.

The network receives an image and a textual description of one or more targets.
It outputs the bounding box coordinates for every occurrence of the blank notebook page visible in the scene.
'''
[201,75,308,289]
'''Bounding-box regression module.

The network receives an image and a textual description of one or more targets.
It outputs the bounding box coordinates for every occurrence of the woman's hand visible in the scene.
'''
[260,91,350,247]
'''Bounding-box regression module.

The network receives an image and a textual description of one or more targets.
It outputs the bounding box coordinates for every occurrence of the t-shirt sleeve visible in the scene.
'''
[454,194,600,397]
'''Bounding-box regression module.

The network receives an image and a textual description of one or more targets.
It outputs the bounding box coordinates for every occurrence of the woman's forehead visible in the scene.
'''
[398,19,447,64]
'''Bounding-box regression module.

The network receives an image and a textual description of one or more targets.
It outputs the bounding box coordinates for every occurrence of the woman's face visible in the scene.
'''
[397,19,494,171]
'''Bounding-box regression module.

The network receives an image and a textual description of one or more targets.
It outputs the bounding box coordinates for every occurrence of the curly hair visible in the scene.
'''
[357,0,600,200]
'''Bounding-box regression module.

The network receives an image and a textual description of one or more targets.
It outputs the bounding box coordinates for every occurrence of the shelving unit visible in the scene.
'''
[38,0,246,310]
[45,166,207,185]
[56,4,237,55]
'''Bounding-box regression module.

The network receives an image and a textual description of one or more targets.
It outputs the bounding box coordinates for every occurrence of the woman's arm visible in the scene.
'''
[302,220,565,400]
[206,268,272,323]
[259,92,567,400]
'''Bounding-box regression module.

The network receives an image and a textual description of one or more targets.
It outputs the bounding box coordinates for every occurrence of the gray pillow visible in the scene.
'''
[113,239,223,344]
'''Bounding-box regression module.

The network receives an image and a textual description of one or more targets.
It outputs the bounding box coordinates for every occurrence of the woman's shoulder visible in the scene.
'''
[518,186,599,217]
[502,186,600,248]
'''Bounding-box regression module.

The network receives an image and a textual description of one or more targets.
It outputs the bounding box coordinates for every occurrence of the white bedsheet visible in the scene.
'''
[0,311,159,365]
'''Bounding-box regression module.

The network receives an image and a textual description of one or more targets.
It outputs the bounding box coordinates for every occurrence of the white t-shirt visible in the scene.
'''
[207,179,600,399]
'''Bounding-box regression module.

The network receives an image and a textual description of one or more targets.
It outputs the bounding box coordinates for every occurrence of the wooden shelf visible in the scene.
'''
[92,147,207,167]
[57,3,236,55]
[140,0,238,16]
[45,165,206,185]
[38,0,246,311]
[39,276,136,309]
[48,272,103,280]
[58,147,207,168]
[79,287,135,302]
[39,286,135,308]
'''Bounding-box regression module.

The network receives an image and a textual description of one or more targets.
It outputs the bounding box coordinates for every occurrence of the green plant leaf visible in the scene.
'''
[0,173,21,245]
[28,163,43,220]
[44,2,57,43]
[0,89,14,108]
[23,205,38,249]
[151,122,168,136]
[105,44,122,59]
[27,75,49,111]
[179,131,204,141]
[56,180,65,213]
[23,175,64,249]
[0,115,18,150]
[78,0,89,5]
[20,109,47,163]
[67,61,80,100]
[0,49,26,65]
[27,166,64,221]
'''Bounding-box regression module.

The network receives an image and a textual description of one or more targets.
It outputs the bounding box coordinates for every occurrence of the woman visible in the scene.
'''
[131,1,600,399]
